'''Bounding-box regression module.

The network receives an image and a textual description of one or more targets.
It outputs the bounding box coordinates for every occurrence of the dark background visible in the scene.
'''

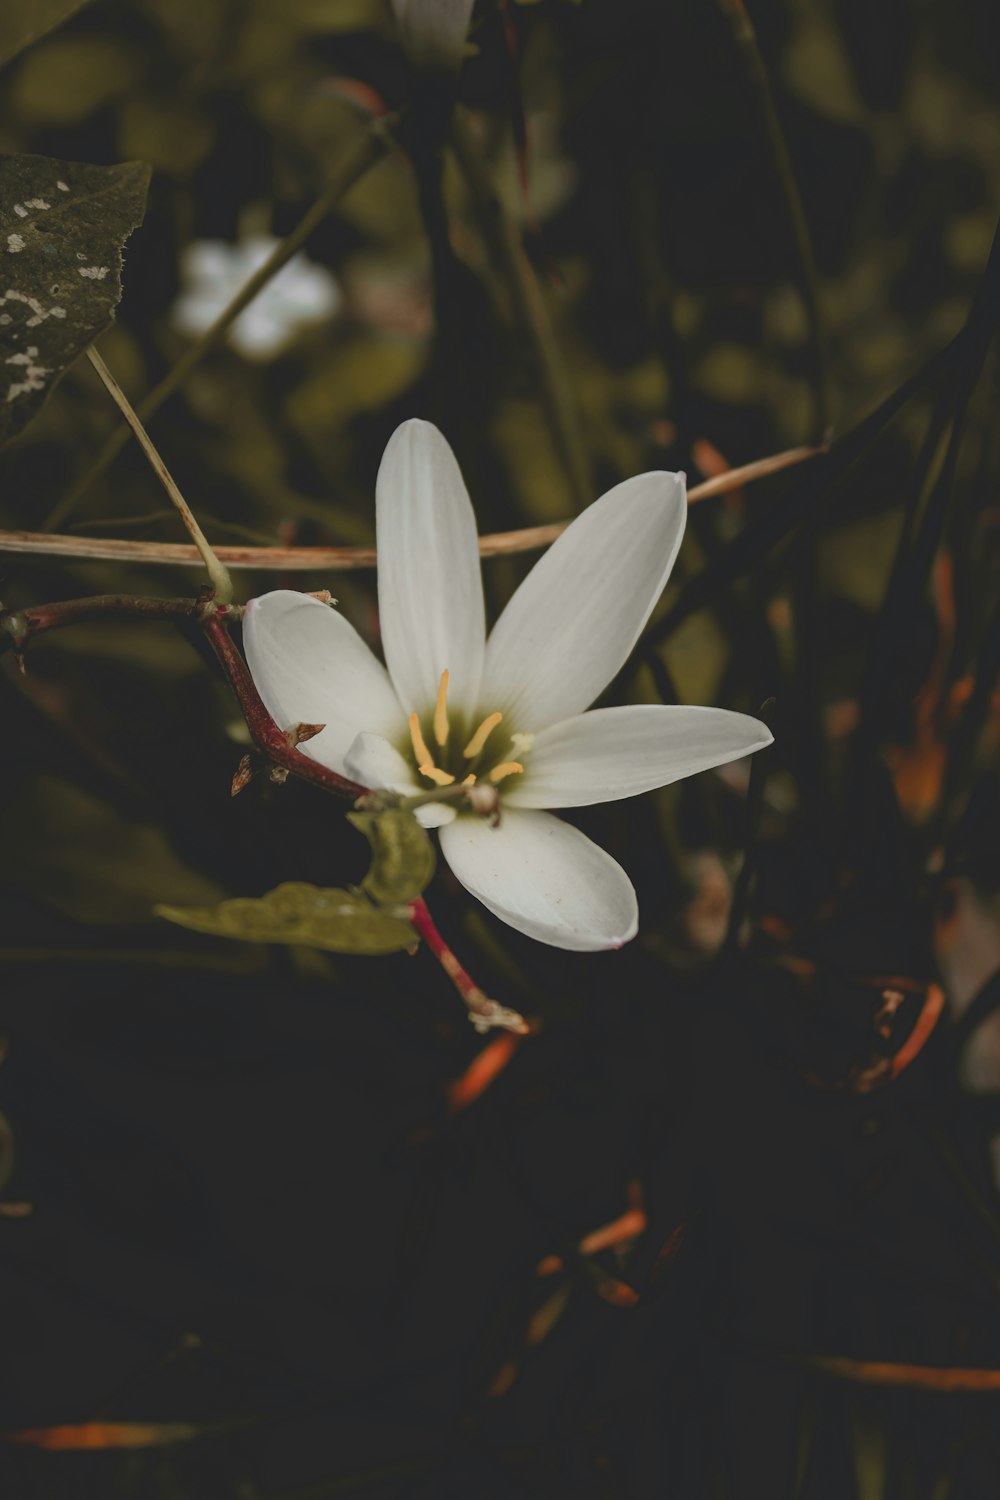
[2,0,1000,1494]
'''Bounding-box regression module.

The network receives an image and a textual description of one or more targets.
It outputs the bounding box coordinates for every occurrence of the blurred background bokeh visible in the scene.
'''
[2,1,1000,1495]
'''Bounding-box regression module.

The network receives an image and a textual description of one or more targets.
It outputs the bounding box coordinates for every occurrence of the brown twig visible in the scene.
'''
[0,593,206,653]
[793,1353,1000,1393]
[0,444,822,572]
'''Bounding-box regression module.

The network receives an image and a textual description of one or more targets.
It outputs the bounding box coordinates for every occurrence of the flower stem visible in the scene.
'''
[45,115,398,532]
[409,898,530,1034]
[85,348,234,604]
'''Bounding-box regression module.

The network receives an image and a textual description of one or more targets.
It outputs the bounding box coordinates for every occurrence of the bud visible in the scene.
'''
[391,0,475,76]
[466,781,500,823]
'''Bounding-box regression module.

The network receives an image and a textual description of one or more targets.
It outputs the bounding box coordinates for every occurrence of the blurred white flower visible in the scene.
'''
[244,420,772,952]
[391,0,475,74]
[173,234,340,360]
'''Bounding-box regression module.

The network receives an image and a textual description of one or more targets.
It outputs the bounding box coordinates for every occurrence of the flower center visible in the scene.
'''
[406,668,525,789]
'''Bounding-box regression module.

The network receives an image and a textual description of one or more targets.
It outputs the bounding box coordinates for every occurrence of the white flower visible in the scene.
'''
[173,235,340,360]
[244,420,772,951]
[391,0,475,74]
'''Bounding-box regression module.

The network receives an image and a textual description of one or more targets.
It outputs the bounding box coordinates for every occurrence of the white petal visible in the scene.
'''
[504,705,774,808]
[392,0,475,71]
[343,730,418,794]
[343,731,456,827]
[483,471,686,731]
[243,591,402,778]
[415,802,458,829]
[376,419,485,718]
[181,239,232,285]
[231,306,287,358]
[439,809,638,951]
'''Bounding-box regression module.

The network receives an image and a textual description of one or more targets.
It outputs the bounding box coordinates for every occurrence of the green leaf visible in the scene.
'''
[348,808,436,904]
[8,36,139,125]
[0,153,150,446]
[156,883,417,955]
[0,0,94,68]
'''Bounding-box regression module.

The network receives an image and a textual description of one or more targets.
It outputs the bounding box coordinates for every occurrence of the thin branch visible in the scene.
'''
[45,115,399,533]
[86,349,234,603]
[0,443,822,571]
[450,109,593,510]
[791,1353,1000,1393]
[0,593,206,652]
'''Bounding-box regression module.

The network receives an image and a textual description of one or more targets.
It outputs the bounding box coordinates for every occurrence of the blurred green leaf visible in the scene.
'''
[285,337,427,463]
[348,808,436,904]
[118,97,214,178]
[4,775,224,924]
[157,882,417,955]
[0,153,149,446]
[7,35,139,123]
[0,0,93,68]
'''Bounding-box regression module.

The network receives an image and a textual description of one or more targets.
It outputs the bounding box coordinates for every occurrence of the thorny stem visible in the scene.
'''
[198,611,366,799]
[85,349,234,603]
[717,0,829,441]
[449,109,593,512]
[409,899,530,1034]
[0,443,821,572]
[45,116,398,532]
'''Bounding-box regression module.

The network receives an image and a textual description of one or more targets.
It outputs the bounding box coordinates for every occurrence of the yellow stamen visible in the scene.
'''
[461,773,477,785]
[488,761,524,784]
[433,668,450,748]
[408,712,434,769]
[464,711,503,759]
[420,764,456,786]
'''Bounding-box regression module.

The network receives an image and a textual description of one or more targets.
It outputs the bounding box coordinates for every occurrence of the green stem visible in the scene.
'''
[717,0,829,440]
[45,115,398,532]
[85,349,234,603]
[449,110,593,511]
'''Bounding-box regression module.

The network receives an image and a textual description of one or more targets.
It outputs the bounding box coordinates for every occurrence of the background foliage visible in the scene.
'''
[1,0,1000,1496]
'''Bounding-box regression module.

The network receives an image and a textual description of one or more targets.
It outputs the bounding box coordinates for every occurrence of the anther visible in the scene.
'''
[408,712,434,769]
[433,668,450,748]
[488,761,524,784]
[464,711,503,759]
[420,764,456,786]
[461,773,477,785]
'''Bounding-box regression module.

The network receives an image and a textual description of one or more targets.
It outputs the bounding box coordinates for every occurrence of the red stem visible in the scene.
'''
[200,610,366,800]
[410,898,529,1034]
